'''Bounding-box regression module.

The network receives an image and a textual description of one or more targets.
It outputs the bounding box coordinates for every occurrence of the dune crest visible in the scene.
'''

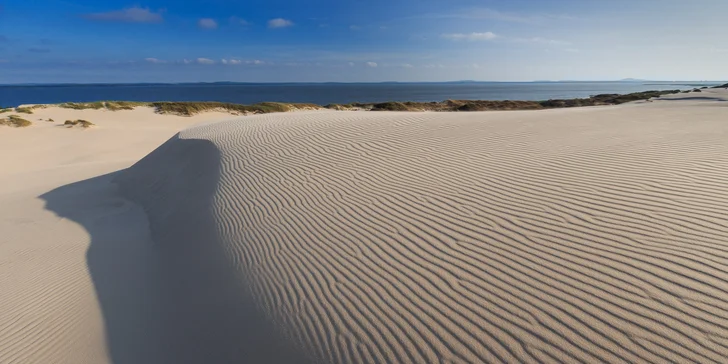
[116,93,728,364]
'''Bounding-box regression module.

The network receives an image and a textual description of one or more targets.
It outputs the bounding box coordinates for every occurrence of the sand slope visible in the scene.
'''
[0,107,236,364]
[112,89,728,363]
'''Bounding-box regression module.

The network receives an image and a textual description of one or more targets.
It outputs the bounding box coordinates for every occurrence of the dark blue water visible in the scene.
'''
[0,82,718,107]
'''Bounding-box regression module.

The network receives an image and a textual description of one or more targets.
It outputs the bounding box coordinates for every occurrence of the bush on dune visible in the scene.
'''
[15,107,34,114]
[59,101,151,110]
[0,115,32,127]
[150,101,321,116]
[64,119,95,128]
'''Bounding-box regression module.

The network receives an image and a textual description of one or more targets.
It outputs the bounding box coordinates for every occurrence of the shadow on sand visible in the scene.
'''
[40,137,309,364]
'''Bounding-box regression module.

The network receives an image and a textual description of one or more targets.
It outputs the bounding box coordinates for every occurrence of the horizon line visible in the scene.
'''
[1,80,725,86]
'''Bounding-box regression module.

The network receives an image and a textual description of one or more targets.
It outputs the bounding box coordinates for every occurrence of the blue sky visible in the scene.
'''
[1,0,727,83]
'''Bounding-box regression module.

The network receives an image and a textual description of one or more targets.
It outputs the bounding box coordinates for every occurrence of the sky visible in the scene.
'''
[0,0,727,83]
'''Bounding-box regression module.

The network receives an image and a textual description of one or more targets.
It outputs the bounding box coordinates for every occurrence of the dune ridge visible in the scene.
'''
[114,91,728,364]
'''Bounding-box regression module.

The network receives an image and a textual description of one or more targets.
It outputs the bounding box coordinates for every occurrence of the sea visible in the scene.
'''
[0,81,721,107]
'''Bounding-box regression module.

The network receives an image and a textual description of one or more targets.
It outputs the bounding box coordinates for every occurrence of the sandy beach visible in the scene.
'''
[2,89,728,363]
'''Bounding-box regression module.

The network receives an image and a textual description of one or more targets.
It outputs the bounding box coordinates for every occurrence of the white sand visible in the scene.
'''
[3,90,728,363]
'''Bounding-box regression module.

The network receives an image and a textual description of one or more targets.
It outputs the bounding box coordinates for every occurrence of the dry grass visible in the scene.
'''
[0,115,32,127]
[64,119,95,128]
[325,90,681,112]
[151,101,321,116]
[14,107,34,114]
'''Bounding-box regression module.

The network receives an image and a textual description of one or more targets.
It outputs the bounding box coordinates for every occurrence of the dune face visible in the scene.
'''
[116,92,728,364]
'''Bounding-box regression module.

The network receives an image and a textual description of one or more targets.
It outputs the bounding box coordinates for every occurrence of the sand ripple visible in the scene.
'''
[118,105,728,363]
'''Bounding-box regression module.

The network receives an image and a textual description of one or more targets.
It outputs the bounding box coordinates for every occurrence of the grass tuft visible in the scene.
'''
[64,119,95,128]
[150,101,320,116]
[15,107,34,114]
[0,115,32,127]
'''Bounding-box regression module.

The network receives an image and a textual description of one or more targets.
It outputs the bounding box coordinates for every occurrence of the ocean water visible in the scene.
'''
[0,82,718,107]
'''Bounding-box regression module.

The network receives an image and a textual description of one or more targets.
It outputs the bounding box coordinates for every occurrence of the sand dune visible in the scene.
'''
[113,89,728,363]
[2,90,728,363]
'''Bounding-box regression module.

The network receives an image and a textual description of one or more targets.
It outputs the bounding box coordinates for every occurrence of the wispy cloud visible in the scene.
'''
[268,18,294,28]
[196,58,215,64]
[441,32,572,49]
[144,57,166,64]
[229,16,250,26]
[349,25,361,31]
[222,59,265,65]
[83,6,163,23]
[415,7,574,24]
[402,63,414,68]
[441,32,497,41]
[366,62,378,68]
[28,47,50,53]
[198,18,218,29]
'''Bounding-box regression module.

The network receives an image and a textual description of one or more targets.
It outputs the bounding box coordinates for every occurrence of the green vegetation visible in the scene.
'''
[0,107,12,114]
[325,90,680,112]
[15,107,34,114]
[59,102,105,110]
[64,119,95,128]
[35,89,686,118]
[0,115,32,127]
[150,101,320,116]
[58,101,151,110]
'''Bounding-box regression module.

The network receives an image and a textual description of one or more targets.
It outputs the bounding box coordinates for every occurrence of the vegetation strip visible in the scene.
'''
[36,89,687,116]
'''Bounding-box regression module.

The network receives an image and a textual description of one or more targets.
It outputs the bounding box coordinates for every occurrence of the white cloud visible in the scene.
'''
[268,18,293,28]
[222,59,242,65]
[247,60,265,65]
[348,62,355,67]
[196,58,215,64]
[366,62,378,68]
[144,57,166,64]
[83,6,163,23]
[349,25,361,30]
[418,8,575,24]
[198,18,218,29]
[182,59,192,64]
[441,32,497,41]
[402,63,413,68]
[229,16,250,26]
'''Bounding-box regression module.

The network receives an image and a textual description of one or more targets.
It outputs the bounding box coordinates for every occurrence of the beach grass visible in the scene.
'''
[150,101,320,116]
[1,115,33,127]
[40,89,685,116]
[15,107,34,114]
[64,119,95,128]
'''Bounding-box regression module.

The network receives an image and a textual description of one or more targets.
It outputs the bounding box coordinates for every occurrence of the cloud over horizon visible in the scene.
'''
[268,18,294,28]
[441,32,497,41]
[83,6,164,23]
[198,18,218,29]
[196,58,215,64]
